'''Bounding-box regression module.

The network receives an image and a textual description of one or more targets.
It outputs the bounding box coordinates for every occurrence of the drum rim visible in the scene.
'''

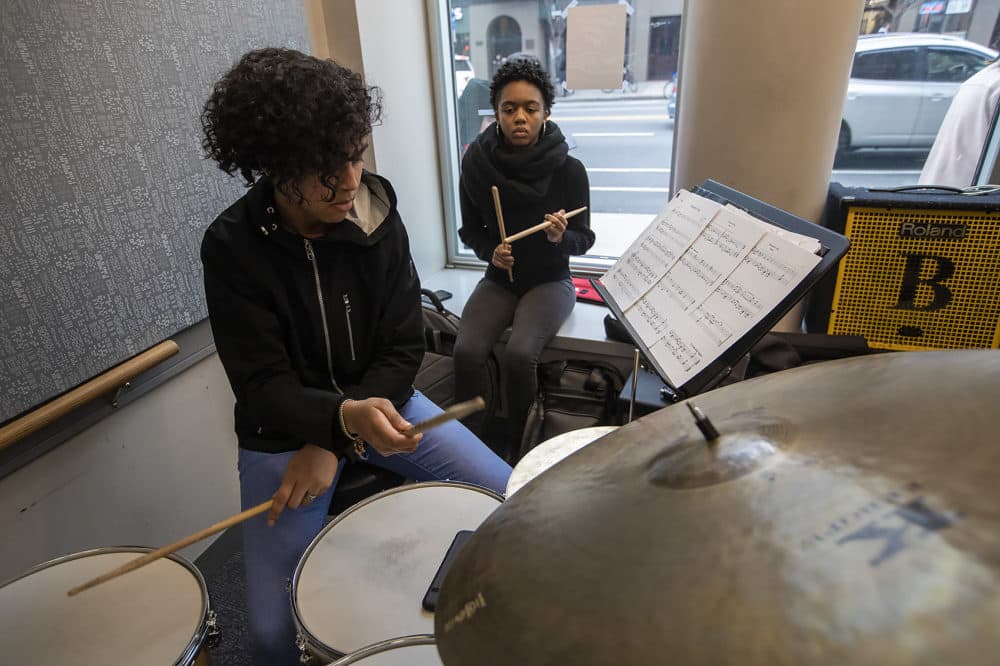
[0,546,211,666]
[291,481,502,661]
[328,634,437,665]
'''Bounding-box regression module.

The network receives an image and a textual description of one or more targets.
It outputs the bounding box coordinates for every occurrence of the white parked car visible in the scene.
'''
[454,55,474,97]
[839,33,997,153]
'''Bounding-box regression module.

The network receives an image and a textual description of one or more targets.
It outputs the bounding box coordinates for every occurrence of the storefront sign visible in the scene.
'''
[946,0,972,14]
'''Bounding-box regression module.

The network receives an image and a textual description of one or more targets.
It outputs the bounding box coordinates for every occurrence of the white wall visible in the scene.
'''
[355,0,449,277]
[0,355,238,580]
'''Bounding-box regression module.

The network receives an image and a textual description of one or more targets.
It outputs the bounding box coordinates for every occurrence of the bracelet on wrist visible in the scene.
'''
[338,399,366,457]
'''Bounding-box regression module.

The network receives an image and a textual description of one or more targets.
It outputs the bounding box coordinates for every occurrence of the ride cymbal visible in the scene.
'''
[435,351,1000,665]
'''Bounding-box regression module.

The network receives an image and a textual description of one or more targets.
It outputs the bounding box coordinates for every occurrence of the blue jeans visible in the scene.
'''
[237,390,511,666]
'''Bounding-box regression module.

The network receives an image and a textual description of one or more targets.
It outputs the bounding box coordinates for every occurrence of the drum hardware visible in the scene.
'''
[434,350,1000,665]
[685,402,719,441]
[205,609,221,649]
[628,348,640,423]
[328,634,440,665]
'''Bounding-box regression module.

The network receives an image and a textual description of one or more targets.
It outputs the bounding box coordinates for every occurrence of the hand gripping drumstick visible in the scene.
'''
[405,396,485,436]
[503,206,588,243]
[490,185,514,283]
[68,398,487,596]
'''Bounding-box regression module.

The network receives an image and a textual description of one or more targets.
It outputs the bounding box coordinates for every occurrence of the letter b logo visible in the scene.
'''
[894,253,954,311]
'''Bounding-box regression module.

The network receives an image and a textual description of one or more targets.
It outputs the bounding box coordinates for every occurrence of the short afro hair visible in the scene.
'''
[489,58,556,114]
[201,48,382,201]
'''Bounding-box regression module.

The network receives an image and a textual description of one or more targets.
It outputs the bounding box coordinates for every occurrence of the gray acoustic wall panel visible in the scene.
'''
[0,1,309,422]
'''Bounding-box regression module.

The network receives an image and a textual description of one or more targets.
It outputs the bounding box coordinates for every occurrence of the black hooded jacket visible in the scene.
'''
[459,120,595,295]
[201,172,422,456]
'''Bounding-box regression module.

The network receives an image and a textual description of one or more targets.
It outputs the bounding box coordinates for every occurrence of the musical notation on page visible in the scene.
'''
[655,227,822,383]
[650,206,764,312]
[602,190,720,310]
[724,204,821,254]
[600,188,826,391]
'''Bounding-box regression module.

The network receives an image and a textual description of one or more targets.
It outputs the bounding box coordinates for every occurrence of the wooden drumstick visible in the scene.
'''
[67,499,274,596]
[490,185,514,283]
[406,397,486,436]
[504,206,588,243]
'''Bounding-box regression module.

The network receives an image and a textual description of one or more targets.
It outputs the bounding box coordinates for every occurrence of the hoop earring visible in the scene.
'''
[543,120,547,134]
[496,123,501,137]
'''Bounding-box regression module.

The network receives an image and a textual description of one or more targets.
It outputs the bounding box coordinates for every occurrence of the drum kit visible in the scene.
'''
[0,547,216,664]
[2,350,1000,664]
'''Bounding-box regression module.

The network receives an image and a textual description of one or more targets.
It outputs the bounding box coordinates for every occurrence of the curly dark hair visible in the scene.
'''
[489,58,556,113]
[201,48,382,201]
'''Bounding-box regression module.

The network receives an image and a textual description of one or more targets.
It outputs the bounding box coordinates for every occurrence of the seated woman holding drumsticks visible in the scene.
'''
[454,58,595,459]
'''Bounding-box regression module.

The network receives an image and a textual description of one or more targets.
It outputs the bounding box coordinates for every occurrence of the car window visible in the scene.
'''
[852,47,921,81]
[926,48,993,82]
[454,58,471,72]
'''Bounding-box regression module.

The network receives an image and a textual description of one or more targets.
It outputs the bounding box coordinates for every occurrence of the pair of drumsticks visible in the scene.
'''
[490,185,587,283]
[66,397,486,597]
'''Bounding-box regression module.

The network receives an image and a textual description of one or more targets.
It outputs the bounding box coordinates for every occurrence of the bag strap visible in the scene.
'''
[420,288,448,315]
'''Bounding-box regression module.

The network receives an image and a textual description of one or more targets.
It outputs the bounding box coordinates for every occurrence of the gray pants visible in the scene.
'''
[454,277,576,452]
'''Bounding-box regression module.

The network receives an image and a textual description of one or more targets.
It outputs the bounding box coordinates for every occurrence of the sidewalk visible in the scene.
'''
[556,79,668,102]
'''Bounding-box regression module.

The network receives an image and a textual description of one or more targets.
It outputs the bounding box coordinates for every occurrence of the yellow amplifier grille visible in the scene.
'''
[828,206,1000,350]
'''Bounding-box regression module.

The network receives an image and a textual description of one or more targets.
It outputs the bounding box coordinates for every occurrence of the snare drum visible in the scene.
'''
[0,547,216,665]
[330,635,441,665]
[507,426,618,496]
[292,482,502,662]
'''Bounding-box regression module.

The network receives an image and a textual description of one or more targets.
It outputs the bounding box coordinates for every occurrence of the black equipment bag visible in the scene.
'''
[415,289,500,439]
[519,359,625,461]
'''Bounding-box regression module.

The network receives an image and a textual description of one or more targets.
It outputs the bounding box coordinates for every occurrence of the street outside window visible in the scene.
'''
[437,0,1000,268]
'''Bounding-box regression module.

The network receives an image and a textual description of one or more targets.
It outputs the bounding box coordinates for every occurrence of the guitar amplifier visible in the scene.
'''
[805,184,1000,350]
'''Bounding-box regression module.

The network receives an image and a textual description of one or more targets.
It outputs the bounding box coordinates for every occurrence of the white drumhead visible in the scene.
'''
[0,548,206,664]
[294,483,501,656]
[507,426,618,496]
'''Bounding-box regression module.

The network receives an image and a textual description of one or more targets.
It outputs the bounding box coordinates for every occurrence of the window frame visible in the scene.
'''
[426,0,615,276]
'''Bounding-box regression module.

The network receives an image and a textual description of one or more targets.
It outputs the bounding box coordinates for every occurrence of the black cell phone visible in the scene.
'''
[422,530,474,612]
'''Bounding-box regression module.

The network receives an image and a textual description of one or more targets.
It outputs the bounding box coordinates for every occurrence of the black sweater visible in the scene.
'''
[201,173,423,455]
[459,121,595,295]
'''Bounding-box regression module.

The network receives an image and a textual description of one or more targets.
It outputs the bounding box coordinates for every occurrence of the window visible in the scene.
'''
[433,0,678,271]
[851,48,922,81]
[926,48,992,82]
[430,2,999,266]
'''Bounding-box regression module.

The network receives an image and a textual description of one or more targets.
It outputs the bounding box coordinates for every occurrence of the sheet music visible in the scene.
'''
[724,204,821,254]
[602,190,721,309]
[688,232,822,352]
[648,321,707,386]
[624,205,762,345]
[600,189,825,390]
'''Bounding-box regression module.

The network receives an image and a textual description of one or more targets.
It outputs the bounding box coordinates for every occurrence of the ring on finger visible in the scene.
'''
[303,492,319,505]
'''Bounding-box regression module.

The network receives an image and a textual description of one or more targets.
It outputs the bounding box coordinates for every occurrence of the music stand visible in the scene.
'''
[593,179,850,400]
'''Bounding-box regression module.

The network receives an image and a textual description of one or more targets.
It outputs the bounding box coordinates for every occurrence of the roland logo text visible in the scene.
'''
[898,222,966,240]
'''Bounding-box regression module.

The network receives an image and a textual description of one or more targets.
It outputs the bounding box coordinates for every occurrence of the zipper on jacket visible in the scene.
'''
[303,238,342,392]
[342,293,357,361]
